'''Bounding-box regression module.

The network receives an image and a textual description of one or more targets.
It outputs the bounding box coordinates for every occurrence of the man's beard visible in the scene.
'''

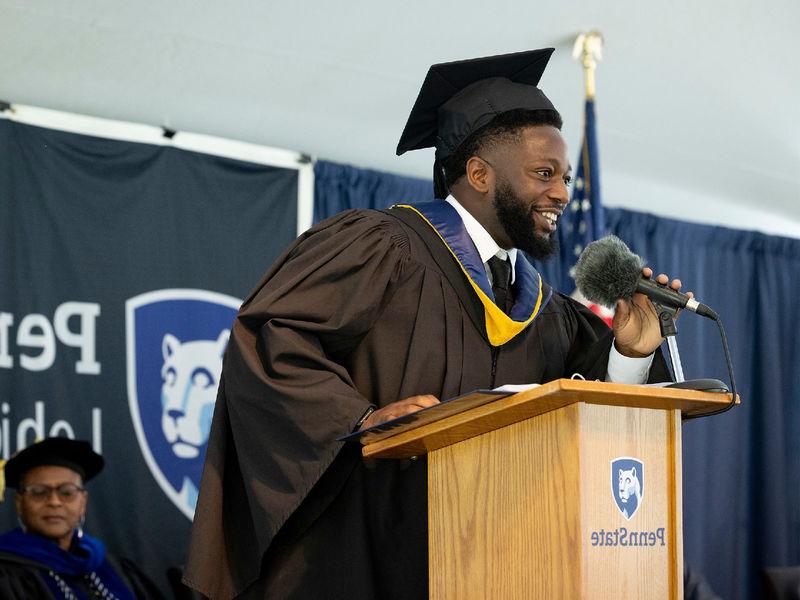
[493,179,557,261]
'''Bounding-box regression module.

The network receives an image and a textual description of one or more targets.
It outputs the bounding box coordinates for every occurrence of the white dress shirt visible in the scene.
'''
[445,195,654,384]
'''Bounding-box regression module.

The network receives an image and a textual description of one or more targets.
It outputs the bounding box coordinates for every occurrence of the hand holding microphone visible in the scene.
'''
[574,236,736,414]
[612,267,687,357]
[574,235,715,357]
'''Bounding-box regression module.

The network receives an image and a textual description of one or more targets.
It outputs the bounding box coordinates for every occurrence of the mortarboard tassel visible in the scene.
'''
[433,159,448,199]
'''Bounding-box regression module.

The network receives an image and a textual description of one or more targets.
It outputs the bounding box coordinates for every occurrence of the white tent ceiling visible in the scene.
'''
[3,0,798,237]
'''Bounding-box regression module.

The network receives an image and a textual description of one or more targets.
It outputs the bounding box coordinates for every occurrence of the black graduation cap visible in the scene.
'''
[4,437,104,489]
[396,48,558,198]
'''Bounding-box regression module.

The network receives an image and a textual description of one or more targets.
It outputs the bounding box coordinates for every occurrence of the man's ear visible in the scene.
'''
[465,156,492,193]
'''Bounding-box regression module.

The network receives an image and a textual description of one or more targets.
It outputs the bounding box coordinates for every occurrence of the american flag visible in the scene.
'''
[561,97,604,291]
[562,98,612,324]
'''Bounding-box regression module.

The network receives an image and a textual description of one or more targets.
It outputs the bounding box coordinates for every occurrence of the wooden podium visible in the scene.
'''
[361,379,733,600]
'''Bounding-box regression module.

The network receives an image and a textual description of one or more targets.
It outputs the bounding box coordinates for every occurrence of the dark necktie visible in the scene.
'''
[488,255,512,315]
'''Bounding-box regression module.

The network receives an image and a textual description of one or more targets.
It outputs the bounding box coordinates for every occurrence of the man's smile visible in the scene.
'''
[533,207,562,234]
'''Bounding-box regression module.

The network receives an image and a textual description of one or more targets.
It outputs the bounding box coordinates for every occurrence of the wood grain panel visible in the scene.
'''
[668,410,684,599]
[579,404,680,599]
[428,402,684,599]
[429,404,583,600]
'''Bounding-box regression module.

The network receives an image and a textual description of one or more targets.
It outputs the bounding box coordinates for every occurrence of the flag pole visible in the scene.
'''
[561,30,605,299]
[572,30,603,99]
[572,32,687,382]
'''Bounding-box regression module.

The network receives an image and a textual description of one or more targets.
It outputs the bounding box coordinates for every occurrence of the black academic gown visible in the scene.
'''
[0,551,165,600]
[184,208,669,600]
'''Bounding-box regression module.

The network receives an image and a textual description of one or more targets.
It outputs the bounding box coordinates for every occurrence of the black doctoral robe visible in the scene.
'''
[184,207,669,600]
[0,547,164,600]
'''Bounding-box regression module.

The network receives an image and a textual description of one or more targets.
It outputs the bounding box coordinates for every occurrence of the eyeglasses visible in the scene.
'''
[19,483,86,502]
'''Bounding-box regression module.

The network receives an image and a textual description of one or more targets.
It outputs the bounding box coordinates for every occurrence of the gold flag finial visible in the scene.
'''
[572,31,604,99]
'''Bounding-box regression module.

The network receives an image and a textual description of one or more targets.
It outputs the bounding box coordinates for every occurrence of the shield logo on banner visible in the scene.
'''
[611,456,644,521]
[126,289,240,520]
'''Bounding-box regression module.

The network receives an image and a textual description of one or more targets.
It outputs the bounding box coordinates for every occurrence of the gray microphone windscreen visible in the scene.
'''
[573,235,644,308]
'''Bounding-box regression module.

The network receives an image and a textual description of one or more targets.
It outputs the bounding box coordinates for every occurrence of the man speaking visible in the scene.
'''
[184,48,684,599]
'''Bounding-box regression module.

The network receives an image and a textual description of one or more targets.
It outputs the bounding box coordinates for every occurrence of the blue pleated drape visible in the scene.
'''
[313,159,800,600]
[606,208,800,600]
[314,160,434,222]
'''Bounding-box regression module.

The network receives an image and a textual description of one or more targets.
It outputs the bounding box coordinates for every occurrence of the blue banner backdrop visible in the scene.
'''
[0,116,302,596]
[313,158,800,600]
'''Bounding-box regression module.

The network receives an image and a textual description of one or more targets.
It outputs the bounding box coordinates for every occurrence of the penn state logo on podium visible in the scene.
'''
[126,289,240,520]
[612,457,644,521]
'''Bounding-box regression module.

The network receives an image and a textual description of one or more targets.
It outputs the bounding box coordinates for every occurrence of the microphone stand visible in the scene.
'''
[655,299,739,421]
[654,303,684,383]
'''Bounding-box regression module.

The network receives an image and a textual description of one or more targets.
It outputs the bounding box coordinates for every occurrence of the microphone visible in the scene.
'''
[573,235,717,319]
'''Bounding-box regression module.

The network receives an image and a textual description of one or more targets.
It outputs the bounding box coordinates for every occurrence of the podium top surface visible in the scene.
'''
[360,378,736,459]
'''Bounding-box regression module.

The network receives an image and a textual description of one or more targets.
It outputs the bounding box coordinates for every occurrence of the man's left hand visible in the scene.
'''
[612,268,693,358]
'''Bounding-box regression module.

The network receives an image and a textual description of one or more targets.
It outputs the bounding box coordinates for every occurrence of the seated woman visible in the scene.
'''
[0,437,164,599]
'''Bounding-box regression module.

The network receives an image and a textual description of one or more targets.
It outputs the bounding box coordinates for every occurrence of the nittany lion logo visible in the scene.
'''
[611,457,644,520]
[160,331,228,459]
[126,289,239,519]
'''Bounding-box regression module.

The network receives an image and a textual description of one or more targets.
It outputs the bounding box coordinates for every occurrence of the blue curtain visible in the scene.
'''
[313,159,800,600]
[314,160,433,221]
[607,208,800,600]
